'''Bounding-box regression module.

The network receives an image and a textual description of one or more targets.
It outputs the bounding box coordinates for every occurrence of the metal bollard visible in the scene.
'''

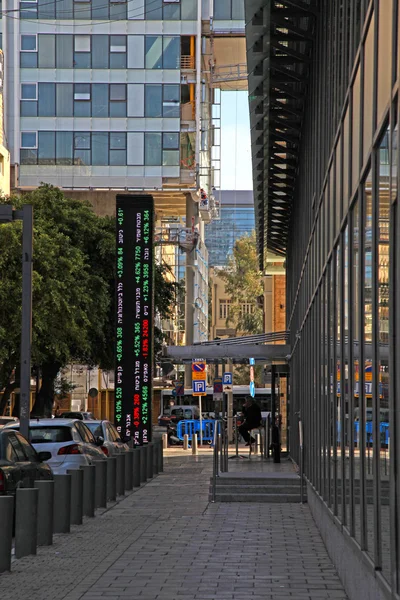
[125,450,133,491]
[132,448,141,487]
[139,445,148,483]
[153,439,159,475]
[94,460,107,509]
[147,443,154,479]
[68,468,83,525]
[15,488,38,559]
[0,496,14,572]
[81,465,95,517]
[116,454,126,496]
[34,480,54,546]
[162,432,168,449]
[159,437,164,472]
[107,457,117,502]
[192,433,198,456]
[255,433,260,456]
[53,474,71,534]
[183,434,189,450]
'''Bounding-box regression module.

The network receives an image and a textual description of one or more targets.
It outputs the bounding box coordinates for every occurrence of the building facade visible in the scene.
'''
[246,1,400,599]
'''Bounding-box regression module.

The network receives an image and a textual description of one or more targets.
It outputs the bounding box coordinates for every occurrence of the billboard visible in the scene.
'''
[115,195,154,445]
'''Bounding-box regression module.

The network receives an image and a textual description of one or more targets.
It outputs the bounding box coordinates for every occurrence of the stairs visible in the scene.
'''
[209,473,304,503]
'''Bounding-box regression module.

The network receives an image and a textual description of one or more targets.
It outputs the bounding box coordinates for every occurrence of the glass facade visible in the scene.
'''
[205,193,255,267]
[279,1,399,594]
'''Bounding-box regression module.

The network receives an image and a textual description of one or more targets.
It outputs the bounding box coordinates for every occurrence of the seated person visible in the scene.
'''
[238,397,262,446]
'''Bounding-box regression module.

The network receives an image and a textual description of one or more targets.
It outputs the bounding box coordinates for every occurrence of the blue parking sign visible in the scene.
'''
[223,372,232,385]
[193,380,206,396]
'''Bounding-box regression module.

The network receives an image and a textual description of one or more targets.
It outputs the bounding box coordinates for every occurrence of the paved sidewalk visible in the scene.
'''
[1,452,348,600]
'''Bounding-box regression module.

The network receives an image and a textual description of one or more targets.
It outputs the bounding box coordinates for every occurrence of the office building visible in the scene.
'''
[246,1,398,599]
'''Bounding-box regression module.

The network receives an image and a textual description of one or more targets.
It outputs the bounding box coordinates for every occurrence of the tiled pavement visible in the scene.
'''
[0,451,348,600]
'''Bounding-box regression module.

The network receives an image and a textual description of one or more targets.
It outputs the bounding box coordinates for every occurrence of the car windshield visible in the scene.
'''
[85,423,103,438]
[27,427,73,444]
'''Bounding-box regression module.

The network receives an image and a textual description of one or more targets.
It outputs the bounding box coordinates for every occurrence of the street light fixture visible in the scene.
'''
[0,204,33,439]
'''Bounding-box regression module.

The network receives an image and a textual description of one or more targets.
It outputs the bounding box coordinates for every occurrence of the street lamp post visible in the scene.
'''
[0,205,33,439]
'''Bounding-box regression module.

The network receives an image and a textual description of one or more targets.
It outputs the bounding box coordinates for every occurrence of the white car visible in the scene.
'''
[84,420,129,456]
[5,419,107,474]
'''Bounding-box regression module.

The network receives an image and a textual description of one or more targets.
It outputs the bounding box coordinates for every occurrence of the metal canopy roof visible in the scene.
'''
[245,0,317,266]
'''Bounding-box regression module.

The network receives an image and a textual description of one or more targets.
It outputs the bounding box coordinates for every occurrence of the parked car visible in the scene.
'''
[0,416,19,428]
[5,419,106,474]
[58,411,94,420]
[84,420,129,456]
[0,428,52,495]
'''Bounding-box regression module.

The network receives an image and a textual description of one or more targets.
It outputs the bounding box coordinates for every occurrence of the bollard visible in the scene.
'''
[81,465,96,517]
[147,443,154,480]
[53,474,71,534]
[0,496,14,572]
[162,432,168,449]
[34,480,54,546]
[183,434,189,450]
[107,457,117,502]
[132,448,141,487]
[159,437,164,472]
[15,488,38,559]
[139,445,148,483]
[153,439,159,475]
[68,468,83,525]
[125,450,133,491]
[192,433,198,456]
[94,460,107,509]
[116,454,126,496]
[255,433,260,456]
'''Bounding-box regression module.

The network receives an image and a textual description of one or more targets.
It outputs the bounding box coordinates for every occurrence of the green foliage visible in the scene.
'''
[219,231,264,335]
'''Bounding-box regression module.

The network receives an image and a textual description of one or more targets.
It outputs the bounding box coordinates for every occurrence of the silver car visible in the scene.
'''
[85,420,129,457]
[5,419,107,474]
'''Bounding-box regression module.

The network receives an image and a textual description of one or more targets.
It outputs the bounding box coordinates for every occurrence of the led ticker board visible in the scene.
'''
[115,195,154,445]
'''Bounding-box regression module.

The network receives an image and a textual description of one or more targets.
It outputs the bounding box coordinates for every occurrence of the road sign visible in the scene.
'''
[192,361,206,373]
[213,393,223,402]
[223,372,232,385]
[193,380,206,396]
[192,371,207,381]
[223,385,233,393]
[213,378,223,394]
[249,358,255,398]
[174,381,184,396]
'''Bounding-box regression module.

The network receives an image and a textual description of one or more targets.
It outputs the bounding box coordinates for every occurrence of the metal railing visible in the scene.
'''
[181,55,195,69]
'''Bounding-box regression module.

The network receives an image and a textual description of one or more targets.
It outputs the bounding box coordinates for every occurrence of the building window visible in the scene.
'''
[145,36,179,70]
[213,0,244,20]
[109,84,127,117]
[145,0,181,20]
[20,83,38,117]
[74,84,91,117]
[20,0,38,19]
[74,35,91,68]
[145,132,162,165]
[21,0,127,19]
[219,300,231,320]
[144,132,180,166]
[163,85,180,117]
[74,132,91,165]
[162,132,179,166]
[109,132,126,165]
[20,35,37,68]
[20,131,37,165]
[110,36,127,68]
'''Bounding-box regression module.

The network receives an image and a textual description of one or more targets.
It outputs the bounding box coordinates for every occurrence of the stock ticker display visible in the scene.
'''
[115,195,154,445]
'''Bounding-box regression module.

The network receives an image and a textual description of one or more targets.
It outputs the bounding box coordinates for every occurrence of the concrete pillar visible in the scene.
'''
[15,488,38,558]
[116,454,126,496]
[147,443,154,480]
[153,439,159,474]
[132,448,141,487]
[0,496,13,572]
[94,460,107,508]
[53,474,71,533]
[81,465,95,517]
[34,480,54,546]
[162,433,168,449]
[68,468,83,525]
[183,434,189,450]
[125,449,133,491]
[139,445,148,483]
[107,457,117,502]
[192,433,198,455]
[159,438,164,472]
[184,194,198,388]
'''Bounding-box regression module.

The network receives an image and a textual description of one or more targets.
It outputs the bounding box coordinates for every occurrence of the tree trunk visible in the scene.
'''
[0,364,19,416]
[32,362,61,417]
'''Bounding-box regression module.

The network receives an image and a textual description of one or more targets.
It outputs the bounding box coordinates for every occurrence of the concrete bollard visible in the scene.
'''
[147,443,154,480]
[159,438,164,472]
[125,450,133,491]
[255,433,260,456]
[153,439,159,475]
[132,448,141,487]
[34,480,54,546]
[53,474,71,534]
[107,457,117,502]
[192,433,198,456]
[15,488,38,559]
[94,460,107,509]
[162,433,168,449]
[81,465,95,518]
[116,454,126,496]
[183,434,189,450]
[139,445,148,483]
[68,468,83,525]
[0,496,14,572]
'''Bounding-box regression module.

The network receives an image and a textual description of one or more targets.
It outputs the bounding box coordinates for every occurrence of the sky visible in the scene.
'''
[220,90,253,191]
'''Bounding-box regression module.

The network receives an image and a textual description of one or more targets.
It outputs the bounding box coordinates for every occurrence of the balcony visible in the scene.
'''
[181,55,195,70]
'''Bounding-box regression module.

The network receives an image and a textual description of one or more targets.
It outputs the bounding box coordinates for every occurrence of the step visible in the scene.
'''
[212,485,301,495]
[209,492,305,503]
[211,476,300,487]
